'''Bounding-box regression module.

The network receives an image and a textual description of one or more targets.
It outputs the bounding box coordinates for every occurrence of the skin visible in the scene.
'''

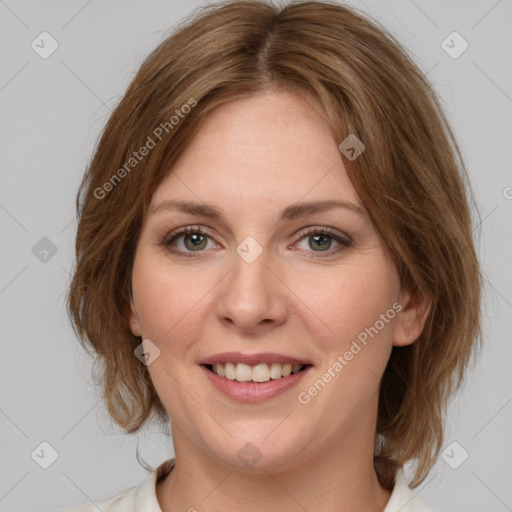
[129,89,430,512]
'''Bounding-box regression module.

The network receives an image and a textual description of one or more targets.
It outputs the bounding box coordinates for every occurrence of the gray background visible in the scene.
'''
[0,0,511,511]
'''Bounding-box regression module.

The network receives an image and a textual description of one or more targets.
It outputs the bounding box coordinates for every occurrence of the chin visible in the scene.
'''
[202,425,308,473]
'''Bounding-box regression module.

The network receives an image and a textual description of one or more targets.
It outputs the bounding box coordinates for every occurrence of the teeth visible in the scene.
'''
[252,363,270,383]
[215,363,225,378]
[224,362,236,380]
[210,362,305,382]
[270,363,282,379]
[235,363,252,382]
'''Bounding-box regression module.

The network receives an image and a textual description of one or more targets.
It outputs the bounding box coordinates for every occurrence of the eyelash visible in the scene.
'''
[160,225,352,259]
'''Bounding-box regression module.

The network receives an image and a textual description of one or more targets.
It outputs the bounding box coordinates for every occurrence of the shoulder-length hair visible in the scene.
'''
[68,0,482,489]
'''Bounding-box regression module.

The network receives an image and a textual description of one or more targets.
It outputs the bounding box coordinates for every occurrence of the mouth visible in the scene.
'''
[199,352,313,402]
[202,362,311,383]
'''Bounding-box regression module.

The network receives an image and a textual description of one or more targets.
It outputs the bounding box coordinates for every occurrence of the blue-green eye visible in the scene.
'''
[162,226,216,255]
[161,225,351,258]
[294,227,351,256]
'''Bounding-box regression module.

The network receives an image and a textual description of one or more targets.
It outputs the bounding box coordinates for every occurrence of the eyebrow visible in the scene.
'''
[149,198,365,222]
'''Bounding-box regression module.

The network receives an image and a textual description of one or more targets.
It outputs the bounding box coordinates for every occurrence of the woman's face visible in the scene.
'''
[129,89,413,471]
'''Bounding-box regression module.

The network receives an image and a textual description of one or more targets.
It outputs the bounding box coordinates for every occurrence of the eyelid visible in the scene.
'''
[162,225,217,245]
[293,225,352,244]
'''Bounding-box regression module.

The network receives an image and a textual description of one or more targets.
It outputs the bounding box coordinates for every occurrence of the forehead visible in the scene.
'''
[151,90,362,212]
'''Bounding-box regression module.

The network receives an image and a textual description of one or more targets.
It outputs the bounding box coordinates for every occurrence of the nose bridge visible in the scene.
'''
[216,236,286,331]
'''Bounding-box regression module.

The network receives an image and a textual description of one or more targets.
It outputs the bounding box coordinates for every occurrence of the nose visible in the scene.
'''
[215,244,288,335]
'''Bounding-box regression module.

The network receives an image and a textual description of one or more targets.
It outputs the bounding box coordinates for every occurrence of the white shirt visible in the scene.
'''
[54,458,437,512]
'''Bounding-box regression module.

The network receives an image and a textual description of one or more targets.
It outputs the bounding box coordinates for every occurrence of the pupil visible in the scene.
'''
[310,234,331,251]
[185,233,207,250]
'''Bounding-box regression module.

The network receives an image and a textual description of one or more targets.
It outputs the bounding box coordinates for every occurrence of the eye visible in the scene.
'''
[293,227,351,257]
[161,225,352,258]
[161,226,218,256]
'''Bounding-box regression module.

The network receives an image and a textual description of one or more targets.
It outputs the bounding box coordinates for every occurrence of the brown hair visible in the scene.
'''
[68,0,482,489]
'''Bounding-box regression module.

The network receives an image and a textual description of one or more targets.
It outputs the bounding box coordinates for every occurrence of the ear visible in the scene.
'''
[393,283,431,347]
[128,297,142,337]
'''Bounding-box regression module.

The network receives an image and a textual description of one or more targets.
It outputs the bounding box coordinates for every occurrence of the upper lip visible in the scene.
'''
[199,352,312,366]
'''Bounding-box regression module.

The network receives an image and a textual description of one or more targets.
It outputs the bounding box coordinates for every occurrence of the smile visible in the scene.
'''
[200,362,312,403]
[205,362,308,382]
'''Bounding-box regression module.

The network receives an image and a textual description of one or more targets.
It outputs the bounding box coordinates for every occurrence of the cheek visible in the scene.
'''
[131,252,210,400]
[291,257,400,410]
[293,259,399,347]
[132,277,170,339]
[131,249,207,343]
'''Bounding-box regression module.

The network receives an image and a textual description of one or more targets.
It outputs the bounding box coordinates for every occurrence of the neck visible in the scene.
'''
[157,425,392,512]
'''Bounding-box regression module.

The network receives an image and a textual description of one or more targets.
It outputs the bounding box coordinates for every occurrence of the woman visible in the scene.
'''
[59,1,482,510]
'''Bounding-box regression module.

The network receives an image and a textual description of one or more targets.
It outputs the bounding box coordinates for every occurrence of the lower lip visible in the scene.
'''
[200,365,311,403]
